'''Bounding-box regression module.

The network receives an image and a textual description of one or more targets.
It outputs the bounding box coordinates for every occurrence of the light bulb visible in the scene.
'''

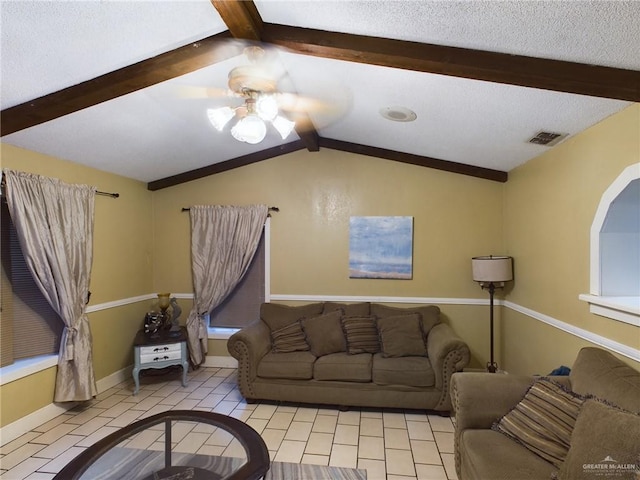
[231,115,267,144]
[207,107,235,131]
[272,115,296,139]
[256,95,278,121]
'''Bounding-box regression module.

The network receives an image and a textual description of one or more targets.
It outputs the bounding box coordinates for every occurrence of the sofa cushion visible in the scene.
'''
[257,351,316,380]
[372,353,435,387]
[323,301,371,317]
[342,315,380,354]
[569,346,640,413]
[370,304,441,336]
[270,321,309,353]
[460,429,558,480]
[493,378,586,468]
[314,353,373,382]
[558,399,640,480]
[377,313,427,357]
[302,310,347,357]
[260,302,324,332]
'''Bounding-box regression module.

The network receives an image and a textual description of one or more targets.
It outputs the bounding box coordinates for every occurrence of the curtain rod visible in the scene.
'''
[181,206,279,212]
[0,173,119,198]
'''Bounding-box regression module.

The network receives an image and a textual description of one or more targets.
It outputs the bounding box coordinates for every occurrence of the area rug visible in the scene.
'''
[80,447,367,479]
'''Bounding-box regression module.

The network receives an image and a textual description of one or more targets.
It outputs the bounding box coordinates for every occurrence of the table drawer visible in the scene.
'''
[140,343,181,356]
[140,350,182,364]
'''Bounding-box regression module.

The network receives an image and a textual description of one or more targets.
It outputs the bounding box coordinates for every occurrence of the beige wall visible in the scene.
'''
[151,149,505,366]
[502,104,640,374]
[1,144,153,426]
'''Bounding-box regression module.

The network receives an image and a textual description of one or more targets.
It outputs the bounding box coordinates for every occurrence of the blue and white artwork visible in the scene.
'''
[349,216,413,279]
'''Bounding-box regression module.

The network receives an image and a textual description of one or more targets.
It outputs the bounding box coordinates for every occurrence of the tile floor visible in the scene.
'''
[0,366,458,480]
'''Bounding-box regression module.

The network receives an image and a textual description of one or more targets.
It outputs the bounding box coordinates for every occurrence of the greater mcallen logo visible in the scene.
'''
[582,456,638,477]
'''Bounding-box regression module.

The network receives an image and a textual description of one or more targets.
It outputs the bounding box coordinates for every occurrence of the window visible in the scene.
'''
[209,223,267,329]
[0,200,63,367]
[580,164,640,326]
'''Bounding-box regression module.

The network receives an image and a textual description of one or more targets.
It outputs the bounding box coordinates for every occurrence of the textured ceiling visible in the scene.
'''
[1,1,638,185]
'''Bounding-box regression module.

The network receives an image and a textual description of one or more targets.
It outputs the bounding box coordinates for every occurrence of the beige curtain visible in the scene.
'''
[3,169,97,402]
[187,205,268,366]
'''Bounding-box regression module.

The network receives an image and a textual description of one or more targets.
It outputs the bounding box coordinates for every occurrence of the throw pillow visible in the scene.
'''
[557,399,640,480]
[341,315,380,354]
[301,310,346,357]
[492,378,586,468]
[323,302,371,317]
[260,302,324,332]
[270,321,309,353]
[376,313,427,358]
[370,304,441,337]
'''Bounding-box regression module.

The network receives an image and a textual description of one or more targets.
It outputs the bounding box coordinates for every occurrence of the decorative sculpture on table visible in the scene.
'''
[168,297,182,337]
[144,311,163,337]
[144,293,182,338]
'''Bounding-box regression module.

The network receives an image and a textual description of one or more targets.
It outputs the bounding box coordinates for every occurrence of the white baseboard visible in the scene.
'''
[202,356,238,369]
[0,366,131,447]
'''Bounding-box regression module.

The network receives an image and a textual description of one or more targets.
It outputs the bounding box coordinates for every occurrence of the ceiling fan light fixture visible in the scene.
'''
[256,95,278,121]
[231,114,267,144]
[207,107,235,131]
[272,115,296,140]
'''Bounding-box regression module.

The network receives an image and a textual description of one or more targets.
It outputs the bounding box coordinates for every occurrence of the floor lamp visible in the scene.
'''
[472,255,513,373]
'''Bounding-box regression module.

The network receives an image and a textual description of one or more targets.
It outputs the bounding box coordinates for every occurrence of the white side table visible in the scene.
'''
[132,328,189,395]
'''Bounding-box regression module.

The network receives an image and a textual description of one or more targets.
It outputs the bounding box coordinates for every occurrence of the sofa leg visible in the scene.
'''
[339,405,350,412]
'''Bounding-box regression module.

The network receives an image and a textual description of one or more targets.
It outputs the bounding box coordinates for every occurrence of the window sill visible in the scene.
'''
[207,327,240,340]
[579,294,640,327]
[0,354,58,386]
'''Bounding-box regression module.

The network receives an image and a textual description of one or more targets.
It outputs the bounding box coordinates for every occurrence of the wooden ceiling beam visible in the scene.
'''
[210,0,263,41]
[262,24,640,102]
[0,32,234,137]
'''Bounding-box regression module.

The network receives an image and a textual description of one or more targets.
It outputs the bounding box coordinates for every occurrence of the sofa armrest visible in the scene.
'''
[426,323,471,411]
[227,320,271,399]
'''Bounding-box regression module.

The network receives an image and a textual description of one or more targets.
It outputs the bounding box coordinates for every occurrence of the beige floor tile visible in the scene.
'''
[196,393,226,409]
[334,424,359,445]
[0,444,47,471]
[440,453,458,480]
[0,432,40,455]
[100,401,134,418]
[149,385,180,398]
[245,418,268,434]
[92,394,129,410]
[228,408,253,422]
[68,416,111,436]
[125,429,163,449]
[275,405,298,414]
[305,432,334,455]
[338,410,361,425]
[312,414,337,433]
[387,475,417,480]
[383,411,407,429]
[24,470,57,479]
[358,458,386,480]
[266,412,295,430]
[416,463,448,480]
[293,407,318,423]
[204,428,234,447]
[38,447,85,474]
[329,444,358,468]
[191,423,217,435]
[358,436,385,460]
[433,432,454,454]
[384,427,411,450]
[274,440,306,463]
[196,444,225,457]
[172,399,201,410]
[158,391,189,406]
[250,404,278,420]
[30,424,79,446]
[212,400,238,415]
[317,406,340,416]
[30,415,74,434]
[260,428,286,451]
[173,432,210,453]
[185,387,214,400]
[410,440,441,465]
[386,448,416,476]
[360,417,384,437]
[75,426,121,448]
[428,415,454,433]
[360,410,383,419]
[284,421,313,442]
[1,456,50,479]
[31,435,81,460]
[202,377,224,388]
[126,395,163,411]
[213,382,235,394]
[138,404,172,419]
[405,412,429,423]
[222,439,247,459]
[407,421,434,441]
[301,453,329,465]
[223,389,243,402]
[63,408,107,425]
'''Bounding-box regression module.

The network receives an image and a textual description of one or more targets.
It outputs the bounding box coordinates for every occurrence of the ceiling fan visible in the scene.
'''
[178,42,348,145]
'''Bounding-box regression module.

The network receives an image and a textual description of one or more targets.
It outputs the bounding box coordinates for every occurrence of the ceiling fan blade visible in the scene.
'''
[173,85,234,99]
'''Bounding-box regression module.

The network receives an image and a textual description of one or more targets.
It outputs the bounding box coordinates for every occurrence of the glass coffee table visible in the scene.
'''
[53,410,270,480]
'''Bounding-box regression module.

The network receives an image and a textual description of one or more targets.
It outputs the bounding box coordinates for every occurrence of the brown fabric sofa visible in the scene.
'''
[451,347,640,480]
[227,302,470,412]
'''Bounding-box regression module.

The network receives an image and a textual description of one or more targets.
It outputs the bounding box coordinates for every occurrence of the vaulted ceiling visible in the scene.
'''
[1,1,638,189]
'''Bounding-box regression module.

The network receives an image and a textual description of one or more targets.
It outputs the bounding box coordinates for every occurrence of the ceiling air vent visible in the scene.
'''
[528,131,568,146]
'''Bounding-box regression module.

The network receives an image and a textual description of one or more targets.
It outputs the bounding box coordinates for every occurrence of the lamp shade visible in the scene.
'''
[472,256,513,283]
